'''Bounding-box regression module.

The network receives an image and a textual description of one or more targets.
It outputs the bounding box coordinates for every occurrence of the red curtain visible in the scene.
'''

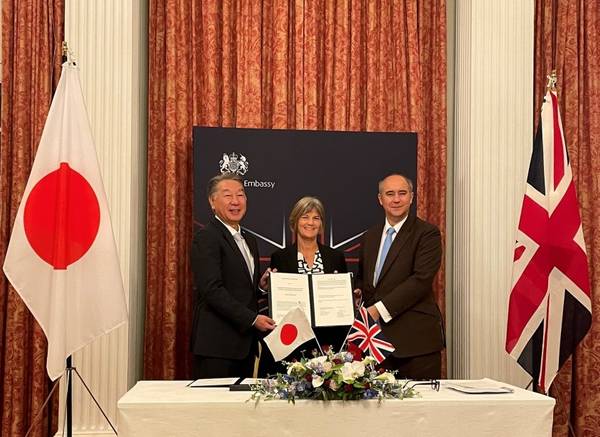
[0,1,64,436]
[534,1,600,436]
[145,0,447,379]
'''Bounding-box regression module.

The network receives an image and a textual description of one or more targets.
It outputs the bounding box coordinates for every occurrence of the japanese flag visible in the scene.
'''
[2,63,128,381]
[264,307,315,362]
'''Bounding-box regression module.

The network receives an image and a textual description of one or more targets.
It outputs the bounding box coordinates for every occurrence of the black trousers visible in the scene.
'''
[193,353,256,379]
[379,350,442,380]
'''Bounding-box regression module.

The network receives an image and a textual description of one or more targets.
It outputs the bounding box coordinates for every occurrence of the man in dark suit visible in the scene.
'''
[190,173,275,378]
[356,173,444,379]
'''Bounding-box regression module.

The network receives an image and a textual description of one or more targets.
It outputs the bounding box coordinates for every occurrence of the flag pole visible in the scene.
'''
[62,43,73,437]
[338,323,355,353]
[339,303,363,352]
[313,334,324,356]
[66,356,73,437]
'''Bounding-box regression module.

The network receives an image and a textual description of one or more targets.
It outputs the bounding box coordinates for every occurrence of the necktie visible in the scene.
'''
[233,232,254,276]
[374,227,396,285]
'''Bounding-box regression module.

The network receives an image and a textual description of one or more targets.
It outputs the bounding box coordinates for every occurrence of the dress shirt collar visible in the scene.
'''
[383,215,408,235]
[214,215,241,236]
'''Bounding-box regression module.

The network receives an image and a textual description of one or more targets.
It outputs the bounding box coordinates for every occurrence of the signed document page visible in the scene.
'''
[269,272,312,324]
[187,378,240,388]
[311,273,354,327]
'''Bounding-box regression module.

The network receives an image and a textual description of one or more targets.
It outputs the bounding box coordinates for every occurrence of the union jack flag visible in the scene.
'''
[505,87,592,393]
[346,306,395,364]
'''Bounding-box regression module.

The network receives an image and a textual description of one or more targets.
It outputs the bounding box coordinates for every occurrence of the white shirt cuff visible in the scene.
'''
[374,301,392,323]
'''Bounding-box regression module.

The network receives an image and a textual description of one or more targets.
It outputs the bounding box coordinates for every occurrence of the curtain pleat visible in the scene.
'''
[0,1,64,436]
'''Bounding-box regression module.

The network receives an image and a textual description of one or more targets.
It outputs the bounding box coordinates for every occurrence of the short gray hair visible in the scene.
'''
[206,173,244,199]
[378,173,414,193]
[289,197,325,234]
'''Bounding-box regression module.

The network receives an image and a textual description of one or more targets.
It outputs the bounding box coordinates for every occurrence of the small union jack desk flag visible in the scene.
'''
[505,82,592,393]
[346,306,395,364]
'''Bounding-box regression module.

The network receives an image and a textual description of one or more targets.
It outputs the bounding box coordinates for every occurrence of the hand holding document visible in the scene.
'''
[259,267,277,291]
[269,272,354,327]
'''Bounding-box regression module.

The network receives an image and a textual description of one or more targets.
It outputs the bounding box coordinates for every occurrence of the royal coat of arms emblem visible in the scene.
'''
[219,152,249,175]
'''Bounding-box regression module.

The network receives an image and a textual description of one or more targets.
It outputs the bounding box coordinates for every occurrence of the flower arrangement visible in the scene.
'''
[249,345,418,403]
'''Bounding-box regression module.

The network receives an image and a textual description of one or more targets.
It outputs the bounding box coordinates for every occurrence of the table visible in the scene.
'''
[117,378,554,437]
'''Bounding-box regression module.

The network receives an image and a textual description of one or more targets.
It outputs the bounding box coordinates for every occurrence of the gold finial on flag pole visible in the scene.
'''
[61,41,77,66]
[62,41,68,61]
[546,70,557,92]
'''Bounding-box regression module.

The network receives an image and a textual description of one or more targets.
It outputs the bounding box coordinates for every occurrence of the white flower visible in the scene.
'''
[375,372,396,383]
[322,361,333,372]
[362,356,376,366]
[312,375,324,388]
[350,360,365,377]
[341,362,357,383]
[287,362,306,375]
[307,355,327,369]
[333,352,346,362]
[329,379,340,391]
[340,360,366,383]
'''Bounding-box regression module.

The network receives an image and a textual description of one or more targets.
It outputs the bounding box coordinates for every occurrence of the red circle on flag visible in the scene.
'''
[280,324,298,345]
[24,163,100,270]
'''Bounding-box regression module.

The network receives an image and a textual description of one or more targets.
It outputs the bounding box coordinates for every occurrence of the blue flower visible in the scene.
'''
[363,389,377,399]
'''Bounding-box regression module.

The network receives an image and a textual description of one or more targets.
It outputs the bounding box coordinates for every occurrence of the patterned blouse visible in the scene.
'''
[297,250,324,274]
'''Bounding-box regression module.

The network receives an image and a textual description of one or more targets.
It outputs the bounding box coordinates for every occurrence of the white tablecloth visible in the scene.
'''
[117,378,554,437]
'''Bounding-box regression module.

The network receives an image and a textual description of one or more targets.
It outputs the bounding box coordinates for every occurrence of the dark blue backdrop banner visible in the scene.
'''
[193,127,417,270]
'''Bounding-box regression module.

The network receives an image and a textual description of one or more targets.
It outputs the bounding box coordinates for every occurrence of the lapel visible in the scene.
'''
[318,243,332,273]
[211,217,254,285]
[365,223,384,288]
[377,214,416,283]
[241,228,259,286]
[286,244,299,272]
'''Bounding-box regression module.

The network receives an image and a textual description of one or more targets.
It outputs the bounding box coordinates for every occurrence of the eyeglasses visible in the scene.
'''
[405,379,440,391]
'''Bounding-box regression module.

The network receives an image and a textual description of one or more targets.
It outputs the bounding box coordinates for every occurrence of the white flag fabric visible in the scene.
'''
[264,307,315,362]
[2,63,128,381]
